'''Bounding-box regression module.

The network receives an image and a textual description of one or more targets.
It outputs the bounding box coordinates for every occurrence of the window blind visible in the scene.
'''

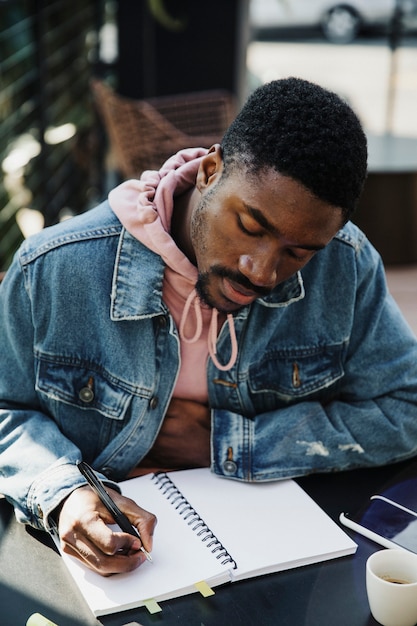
[0,0,103,271]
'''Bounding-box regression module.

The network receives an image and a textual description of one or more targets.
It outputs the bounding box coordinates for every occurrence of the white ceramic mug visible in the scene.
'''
[366,549,417,626]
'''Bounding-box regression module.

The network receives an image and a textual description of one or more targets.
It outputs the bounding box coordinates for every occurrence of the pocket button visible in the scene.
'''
[79,386,94,403]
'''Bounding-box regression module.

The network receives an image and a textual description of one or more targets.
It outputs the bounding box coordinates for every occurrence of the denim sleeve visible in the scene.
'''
[0,254,118,530]
[212,239,417,481]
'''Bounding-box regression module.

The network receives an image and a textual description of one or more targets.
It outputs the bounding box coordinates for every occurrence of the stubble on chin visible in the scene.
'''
[195,273,218,310]
[195,272,244,314]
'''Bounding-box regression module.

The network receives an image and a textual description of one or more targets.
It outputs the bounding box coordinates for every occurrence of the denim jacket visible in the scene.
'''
[1,200,417,531]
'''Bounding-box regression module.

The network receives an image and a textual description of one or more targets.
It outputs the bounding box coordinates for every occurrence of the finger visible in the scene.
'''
[133,513,157,553]
[62,541,146,576]
[108,491,157,553]
[122,509,157,554]
[61,511,143,560]
[61,528,147,576]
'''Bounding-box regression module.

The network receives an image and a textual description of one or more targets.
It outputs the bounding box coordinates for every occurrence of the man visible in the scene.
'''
[1,77,417,576]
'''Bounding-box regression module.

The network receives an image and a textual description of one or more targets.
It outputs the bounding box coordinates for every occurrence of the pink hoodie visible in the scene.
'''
[108,148,238,404]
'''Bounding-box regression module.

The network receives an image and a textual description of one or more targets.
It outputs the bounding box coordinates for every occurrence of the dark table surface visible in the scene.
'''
[2,458,417,626]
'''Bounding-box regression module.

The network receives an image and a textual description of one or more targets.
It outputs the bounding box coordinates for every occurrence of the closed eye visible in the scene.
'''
[237,216,263,237]
[287,248,316,262]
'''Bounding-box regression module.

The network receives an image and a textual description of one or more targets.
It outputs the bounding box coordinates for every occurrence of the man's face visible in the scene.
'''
[191,161,344,314]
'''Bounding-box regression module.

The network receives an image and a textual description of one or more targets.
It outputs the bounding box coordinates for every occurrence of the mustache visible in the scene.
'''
[208,265,272,298]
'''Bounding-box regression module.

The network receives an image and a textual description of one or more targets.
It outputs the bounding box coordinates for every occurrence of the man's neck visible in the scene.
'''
[171,186,200,265]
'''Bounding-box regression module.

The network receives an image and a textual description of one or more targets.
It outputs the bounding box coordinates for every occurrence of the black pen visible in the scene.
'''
[76,460,152,562]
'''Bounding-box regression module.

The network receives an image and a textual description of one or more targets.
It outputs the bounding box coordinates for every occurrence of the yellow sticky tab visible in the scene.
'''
[26,613,58,626]
[195,580,215,597]
[143,599,162,614]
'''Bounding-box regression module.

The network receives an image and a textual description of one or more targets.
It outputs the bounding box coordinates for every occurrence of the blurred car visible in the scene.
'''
[250,0,417,43]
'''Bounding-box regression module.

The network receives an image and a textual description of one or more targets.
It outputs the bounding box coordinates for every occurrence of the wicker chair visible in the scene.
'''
[91,79,237,179]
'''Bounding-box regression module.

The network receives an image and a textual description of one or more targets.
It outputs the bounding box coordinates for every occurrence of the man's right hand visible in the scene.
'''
[56,485,157,576]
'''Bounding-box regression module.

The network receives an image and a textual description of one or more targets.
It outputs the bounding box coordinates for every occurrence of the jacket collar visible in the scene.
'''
[258,272,305,307]
[110,229,166,320]
[110,229,305,321]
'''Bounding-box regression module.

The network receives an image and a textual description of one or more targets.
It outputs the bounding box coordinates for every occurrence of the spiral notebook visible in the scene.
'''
[59,468,357,616]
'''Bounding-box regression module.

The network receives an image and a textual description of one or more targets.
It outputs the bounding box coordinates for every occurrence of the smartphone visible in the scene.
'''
[340,495,417,553]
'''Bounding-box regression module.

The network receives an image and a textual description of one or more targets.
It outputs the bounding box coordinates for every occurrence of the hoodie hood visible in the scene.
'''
[108,148,238,373]
[109,148,205,279]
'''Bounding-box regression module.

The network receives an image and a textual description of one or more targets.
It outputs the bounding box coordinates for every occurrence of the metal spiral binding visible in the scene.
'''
[152,472,237,568]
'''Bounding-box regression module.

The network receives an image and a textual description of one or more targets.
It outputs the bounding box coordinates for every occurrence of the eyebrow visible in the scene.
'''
[244,204,326,252]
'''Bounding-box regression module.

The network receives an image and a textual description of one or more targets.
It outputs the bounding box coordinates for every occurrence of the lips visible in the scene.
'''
[222,278,259,306]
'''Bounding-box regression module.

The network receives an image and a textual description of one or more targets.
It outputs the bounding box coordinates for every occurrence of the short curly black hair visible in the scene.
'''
[221,77,367,221]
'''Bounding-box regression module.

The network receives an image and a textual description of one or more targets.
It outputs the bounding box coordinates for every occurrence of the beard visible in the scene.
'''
[195,270,222,311]
[195,265,272,313]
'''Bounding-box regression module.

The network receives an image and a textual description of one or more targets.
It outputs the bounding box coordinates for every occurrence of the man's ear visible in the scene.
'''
[196,144,224,191]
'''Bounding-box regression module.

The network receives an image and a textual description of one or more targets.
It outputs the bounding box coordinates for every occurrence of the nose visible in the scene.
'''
[238,253,278,289]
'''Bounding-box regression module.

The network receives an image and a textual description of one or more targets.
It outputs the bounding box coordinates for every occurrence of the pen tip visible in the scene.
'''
[141,547,153,562]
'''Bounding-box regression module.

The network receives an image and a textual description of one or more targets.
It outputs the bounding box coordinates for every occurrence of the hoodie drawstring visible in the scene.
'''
[179,289,238,371]
[208,308,238,372]
[179,288,203,343]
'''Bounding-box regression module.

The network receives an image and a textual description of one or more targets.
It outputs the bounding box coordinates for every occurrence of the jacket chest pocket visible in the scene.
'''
[35,356,140,458]
[248,342,346,408]
[36,355,152,461]
[36,358,133,419]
